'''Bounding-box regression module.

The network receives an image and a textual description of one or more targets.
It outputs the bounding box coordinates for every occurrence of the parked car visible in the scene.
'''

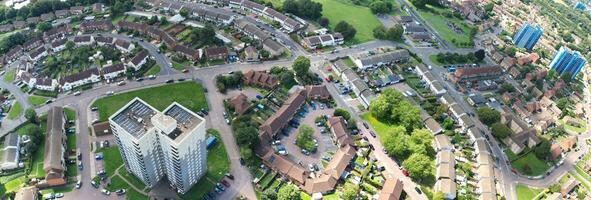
[221,179,230,187]
[74,91,81,96]
[165,79,174,83]
[363,122,369,129]
[225,173,234,180]
[75,180,82,189]
[78,161,83,170]
[369,131,377,138]
[91,107,98,111]
[117,81,126,86]
[101,189,111,195]
[55,193,64,198]
[116,189,127,196]
[91,180,99,188]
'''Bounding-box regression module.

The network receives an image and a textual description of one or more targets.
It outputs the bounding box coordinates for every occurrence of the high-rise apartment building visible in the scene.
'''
[512,23,543,52]
[549,47,587,79]
[109,98,207,194]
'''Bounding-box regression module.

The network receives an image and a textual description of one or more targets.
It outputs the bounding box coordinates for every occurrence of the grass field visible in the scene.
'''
[415,5,474,47]
[143,64,161,76]
[4,176,25,192]
[118,167,146,190]
[96,147,123,177]
[64,108,76,121]
[91,82,208,122]
[360,113,391,140]
[180,131,230,200]
[516,184,543,200]
[3,68,16,83]
[314,0,381,43]
[560,118,587,134]
[7,102,22,120]
[509,151,550,176]
[28,96,49,107]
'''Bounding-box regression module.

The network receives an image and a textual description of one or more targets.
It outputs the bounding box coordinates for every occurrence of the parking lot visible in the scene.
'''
[276,101,338,169]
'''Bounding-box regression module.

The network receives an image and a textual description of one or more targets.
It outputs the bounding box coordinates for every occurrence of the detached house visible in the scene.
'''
[128,50,149,71]
[114,39,134,53]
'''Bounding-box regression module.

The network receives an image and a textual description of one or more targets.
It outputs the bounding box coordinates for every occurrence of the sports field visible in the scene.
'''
[315,0,381,43]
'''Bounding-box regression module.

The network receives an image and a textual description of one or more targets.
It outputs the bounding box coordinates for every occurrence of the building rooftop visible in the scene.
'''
[162,103,203,142]
[111,99,157,138]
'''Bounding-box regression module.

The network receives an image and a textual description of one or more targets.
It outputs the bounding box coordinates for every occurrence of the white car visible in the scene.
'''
[106,91,114,96]
[55,193,64,198]
[75,180,81,189]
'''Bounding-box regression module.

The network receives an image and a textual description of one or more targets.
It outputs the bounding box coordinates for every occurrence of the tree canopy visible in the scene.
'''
[490,122,512,139]
[277,184,301,200]
[369,1,393,14]
[369,89,421,131]
[476,107,501,126]
[402,153,434,181]
[334,21,357,40]
[296,125,316,152]
[283,0,322,20]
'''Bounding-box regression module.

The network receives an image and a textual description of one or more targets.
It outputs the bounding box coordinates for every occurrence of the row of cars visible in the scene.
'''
[203,173,235,200]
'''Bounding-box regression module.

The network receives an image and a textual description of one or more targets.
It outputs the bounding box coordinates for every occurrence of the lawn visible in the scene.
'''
[510,151,550,176]
[179,131,230,200]
[415,5,475,47]
[29,137,46,178]
[172,61,189,71]
[516,184,543,200]
[66,163,77,177]
[95,147,123,177]
[560,118,587,134]
[105,174,149,200]
[3,68,16,83]
[28,96,49,107]
[118,167,146,190]
[7,102,22,120]
[143,64,161,76]
[314,0,381,43]
[91,82,208,122]
[4,175,25,192]
[64,108,76,121]
[360,113,391,140]
[67,135,76,151]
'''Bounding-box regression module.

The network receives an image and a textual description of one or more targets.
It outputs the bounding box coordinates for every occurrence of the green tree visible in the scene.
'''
[36,22,52,32]
[402,153,433,181]
[341,183,359,200]
[240,146,255,166]
[235,126,258,148]
[505,47,517,57]
[282,0,323,20]
[296,125,316,152]
[277,184,301,200]
[369,1,393,14]
[490,122,512,139]
[396,101,422,131]
[476,107,501,126]
[475,49,485,61]
[179,7,189,17]
[373,25,387,39]
[334,21,357,40]
[498,83,515,94]
[261,189,277,200]
[333,108,351,120]
[25,108,38,124]
[386,24,404,41]
[534,139,551,160]
[383,126,410,159]
[433,192,445,200]
[292,56,310,77]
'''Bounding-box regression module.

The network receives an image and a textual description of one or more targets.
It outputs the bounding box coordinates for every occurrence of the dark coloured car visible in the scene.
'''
[165,79,174,83]
[369,131,376,138]
[363,122,369,129]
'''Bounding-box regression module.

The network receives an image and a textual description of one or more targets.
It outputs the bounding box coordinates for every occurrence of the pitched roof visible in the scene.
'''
[130,50,149,66]
[259,90,306,137]
[60,68,100,84]
[327,116,353,147]
[101,63,125,75]
[44,107,64,173]
[230,93,250,115]
[305,85,330,99]
[204,46,228,58]
[378,178,404,200]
